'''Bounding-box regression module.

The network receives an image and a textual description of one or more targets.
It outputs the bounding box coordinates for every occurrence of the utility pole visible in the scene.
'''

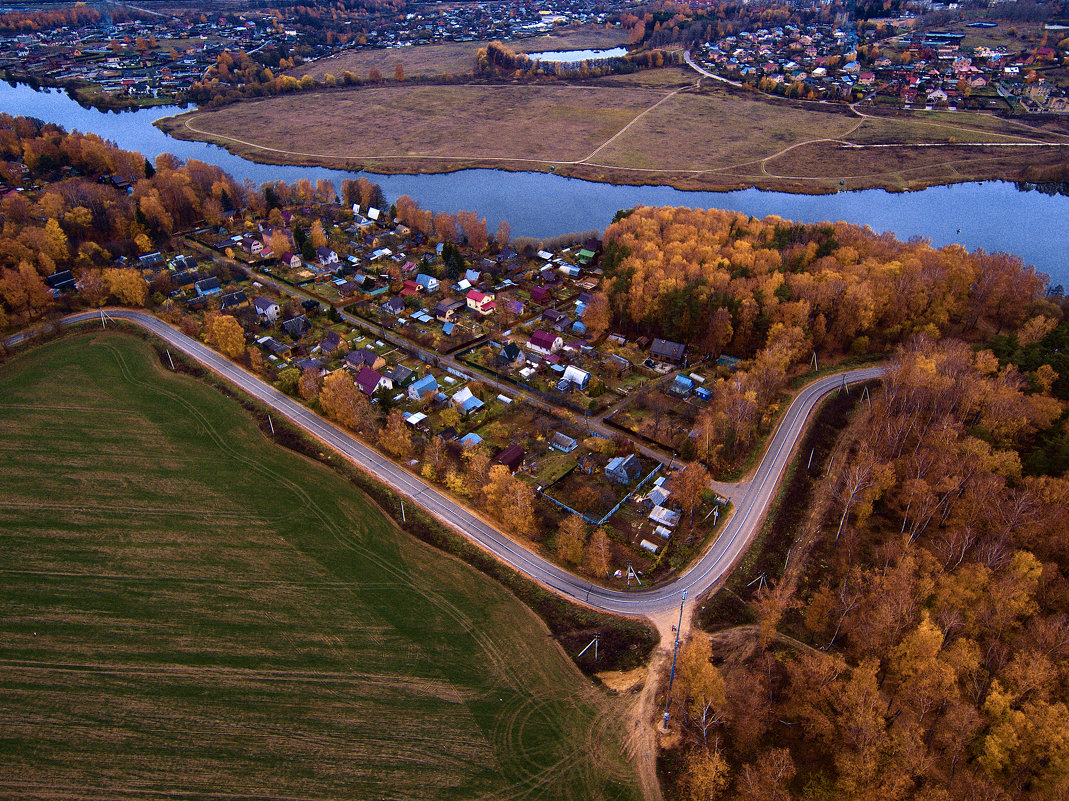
[267,415,275,436]
[577,634,599,662]
[662,590,687,729]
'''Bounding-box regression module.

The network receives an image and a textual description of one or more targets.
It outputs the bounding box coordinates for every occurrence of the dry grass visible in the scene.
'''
[0,333,640,801]
[161,77,1069,192]
[586,88,860,170]
[174,83,667,164]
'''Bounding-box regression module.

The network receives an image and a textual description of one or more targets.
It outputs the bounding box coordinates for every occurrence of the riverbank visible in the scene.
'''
[3,81,1067,280]
[155,74,1069,196]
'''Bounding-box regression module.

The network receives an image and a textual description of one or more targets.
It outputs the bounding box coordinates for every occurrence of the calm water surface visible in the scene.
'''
[525,47,629,62]
[3,82,1066,284]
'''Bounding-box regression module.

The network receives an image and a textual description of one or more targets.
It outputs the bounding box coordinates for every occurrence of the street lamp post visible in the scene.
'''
[662,590,687,729]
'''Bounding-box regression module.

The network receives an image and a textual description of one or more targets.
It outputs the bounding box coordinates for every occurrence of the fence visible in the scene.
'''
[540,464,662,527]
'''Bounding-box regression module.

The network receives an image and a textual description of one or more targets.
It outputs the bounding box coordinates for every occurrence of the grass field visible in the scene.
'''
[0,333,640,800]
[172,83,667,165]
[162,73,1069,192]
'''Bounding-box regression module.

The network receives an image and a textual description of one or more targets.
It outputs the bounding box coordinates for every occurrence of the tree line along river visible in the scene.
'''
[2,81,1066,287]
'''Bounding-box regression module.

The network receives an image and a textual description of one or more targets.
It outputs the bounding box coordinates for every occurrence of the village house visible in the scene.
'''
[466,289,496,316]
[387,364,415,388]
[345,348,386,372]
[219,290,248,312]
[561,365,591,391]
[355,366,391,396]
[550,432,578,453]
[239,235,263,255]
[316,246,339,266]
[451,386,484,415]
[530,286,552,304]
[195,276,222,297]
[651,338,687,365]
[253,296,281,322]
[319,330,344,356]
[415,273,439,292]
[435,299,465,323]
[527,330,563,356]
[497,342,525,369]
[494,444,525,473]
[650,505,681,528]
[294,357,326,376]
[408,374,439,401]
[606,454,643,485]
[259,336,293,360]
[259,223,294,251]
[281,315,311,340]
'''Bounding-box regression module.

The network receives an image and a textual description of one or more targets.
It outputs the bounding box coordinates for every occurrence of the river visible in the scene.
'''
[3,82,1066,285]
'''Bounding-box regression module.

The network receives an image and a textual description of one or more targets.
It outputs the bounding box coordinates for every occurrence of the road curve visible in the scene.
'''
[19,310,883,616]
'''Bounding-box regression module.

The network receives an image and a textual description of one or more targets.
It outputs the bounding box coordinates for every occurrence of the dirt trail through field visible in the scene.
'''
[615,603,696,801]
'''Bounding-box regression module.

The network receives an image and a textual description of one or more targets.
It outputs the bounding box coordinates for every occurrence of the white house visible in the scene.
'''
[253,296,281,322]
[527,330,563,356]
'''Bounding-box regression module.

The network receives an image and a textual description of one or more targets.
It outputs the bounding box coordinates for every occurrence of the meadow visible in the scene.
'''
[0,332,640,800]
[163,68,1069,192]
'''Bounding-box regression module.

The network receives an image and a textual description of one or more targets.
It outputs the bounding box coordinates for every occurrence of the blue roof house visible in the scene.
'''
[408,375,439,401]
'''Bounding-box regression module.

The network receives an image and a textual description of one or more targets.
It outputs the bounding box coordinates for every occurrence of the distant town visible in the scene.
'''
[0,0,617,108]
[3,0,1067,116]
[693,16,1069,113]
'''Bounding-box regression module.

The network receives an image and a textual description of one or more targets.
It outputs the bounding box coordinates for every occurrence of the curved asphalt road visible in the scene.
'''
[17,310,884,616]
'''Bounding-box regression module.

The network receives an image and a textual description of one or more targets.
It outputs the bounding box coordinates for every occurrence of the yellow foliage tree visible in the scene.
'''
[210,314,245,358]
[101,268,148,306]
[319,370,372,433]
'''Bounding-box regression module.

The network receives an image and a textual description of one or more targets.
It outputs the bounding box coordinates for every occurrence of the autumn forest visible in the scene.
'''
[2,112,1069,801]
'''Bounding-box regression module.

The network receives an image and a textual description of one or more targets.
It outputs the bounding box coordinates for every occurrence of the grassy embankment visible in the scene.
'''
[158,59,1069,193]
[0,331,643,800]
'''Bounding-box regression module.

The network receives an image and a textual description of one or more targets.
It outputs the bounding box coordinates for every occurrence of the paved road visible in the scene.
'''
[10,310,883,616]
[683,50,743,88]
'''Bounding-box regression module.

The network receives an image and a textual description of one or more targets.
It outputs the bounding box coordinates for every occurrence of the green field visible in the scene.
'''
[0,333,640,800]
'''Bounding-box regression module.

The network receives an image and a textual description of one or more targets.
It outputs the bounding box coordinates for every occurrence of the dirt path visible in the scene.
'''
[706,623,824,664]
[580,86,690,164]
[623,647,668,801]
[616,603,695,801]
